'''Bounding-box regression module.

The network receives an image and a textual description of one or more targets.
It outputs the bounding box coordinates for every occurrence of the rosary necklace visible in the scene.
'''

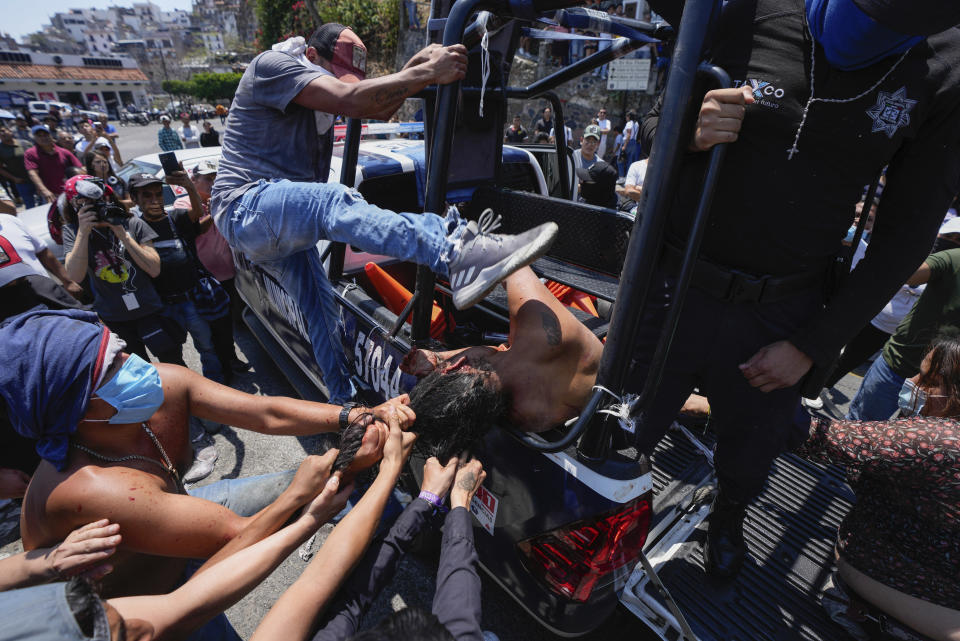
[786,33,911,160]
[73,422,185,493]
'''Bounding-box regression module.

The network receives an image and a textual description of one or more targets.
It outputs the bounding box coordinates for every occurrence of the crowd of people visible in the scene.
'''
[504,105,648,211]
[0,105,125,210]
[1,2,960,640]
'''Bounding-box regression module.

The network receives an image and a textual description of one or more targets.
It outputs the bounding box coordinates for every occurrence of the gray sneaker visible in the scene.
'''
[447,208,558,309]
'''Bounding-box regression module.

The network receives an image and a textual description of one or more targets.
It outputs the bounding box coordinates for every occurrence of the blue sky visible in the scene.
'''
[0,0,194,40]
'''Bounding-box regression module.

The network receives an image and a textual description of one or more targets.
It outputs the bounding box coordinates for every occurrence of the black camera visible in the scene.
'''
[93,200,128,226]
[73,176,128,226]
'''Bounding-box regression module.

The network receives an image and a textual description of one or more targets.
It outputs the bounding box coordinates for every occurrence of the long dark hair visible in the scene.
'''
[915,334,960,417]
[83,150,116,182]
[408,361,508,463]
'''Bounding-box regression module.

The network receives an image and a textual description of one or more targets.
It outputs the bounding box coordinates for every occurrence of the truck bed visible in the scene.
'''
[626,431,855,641]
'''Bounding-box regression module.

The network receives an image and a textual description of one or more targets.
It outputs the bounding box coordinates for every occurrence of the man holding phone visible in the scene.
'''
[212,24,558,404]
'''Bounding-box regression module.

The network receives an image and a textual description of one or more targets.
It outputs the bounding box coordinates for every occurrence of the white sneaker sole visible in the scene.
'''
[451,222,558,310]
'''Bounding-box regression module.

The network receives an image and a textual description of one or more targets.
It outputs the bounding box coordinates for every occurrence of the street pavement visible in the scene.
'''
[0,118,866,640]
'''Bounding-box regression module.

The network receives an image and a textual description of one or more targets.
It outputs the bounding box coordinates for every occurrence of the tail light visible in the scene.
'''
[517,496,651,602]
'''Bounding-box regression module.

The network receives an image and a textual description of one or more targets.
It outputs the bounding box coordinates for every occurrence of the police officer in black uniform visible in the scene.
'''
[635,0,960,576]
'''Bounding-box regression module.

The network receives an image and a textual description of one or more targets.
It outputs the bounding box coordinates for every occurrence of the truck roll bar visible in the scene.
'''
[327,117,363,282]
[503,0,729,454]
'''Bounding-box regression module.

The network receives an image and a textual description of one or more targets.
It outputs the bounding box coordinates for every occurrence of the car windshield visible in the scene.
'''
[116,159,160,186]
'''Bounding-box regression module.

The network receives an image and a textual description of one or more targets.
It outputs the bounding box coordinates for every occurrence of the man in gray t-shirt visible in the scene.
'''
[211,24,558,403]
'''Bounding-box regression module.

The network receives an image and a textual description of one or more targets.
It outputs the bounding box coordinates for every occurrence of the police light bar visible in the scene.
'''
[333,121,424,141]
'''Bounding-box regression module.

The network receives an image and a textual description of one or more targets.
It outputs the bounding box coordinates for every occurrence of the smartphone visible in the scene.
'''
[159,151,180,175]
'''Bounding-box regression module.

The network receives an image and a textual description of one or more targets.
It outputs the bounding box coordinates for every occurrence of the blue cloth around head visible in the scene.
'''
[0,309,109,471]
[805,0,923,70]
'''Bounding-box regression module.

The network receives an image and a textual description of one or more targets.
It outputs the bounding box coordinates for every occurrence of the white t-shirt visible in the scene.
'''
[623,119,639,145]
[0,214,49,287]
[625,159,648,188]
[74,139,92,156]
[179,124,200,149]
[872,284,926,334]
[596,117,611,158]
[549,126,573,146]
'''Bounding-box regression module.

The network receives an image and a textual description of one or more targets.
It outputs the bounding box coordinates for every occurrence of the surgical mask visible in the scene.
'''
[898,379,925,415]
[91,354,164,424]
[806,0,924,71]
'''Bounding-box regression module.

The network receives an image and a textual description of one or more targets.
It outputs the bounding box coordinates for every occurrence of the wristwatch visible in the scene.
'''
[339,401,360,431]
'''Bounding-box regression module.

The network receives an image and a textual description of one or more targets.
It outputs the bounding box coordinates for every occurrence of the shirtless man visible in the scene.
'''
[1,309,412,600]
[401,266,603,445]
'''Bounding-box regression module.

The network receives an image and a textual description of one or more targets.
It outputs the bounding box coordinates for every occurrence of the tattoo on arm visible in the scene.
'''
[374,86,408,104]
[541,311,562,346]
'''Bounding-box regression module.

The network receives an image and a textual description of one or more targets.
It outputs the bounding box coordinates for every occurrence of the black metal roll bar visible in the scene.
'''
[411,0,663,340]
[505,0,730,453]
[327,117,364,282]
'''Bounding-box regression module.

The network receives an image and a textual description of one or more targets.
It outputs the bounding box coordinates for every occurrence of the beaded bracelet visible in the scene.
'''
[418,490,449,513]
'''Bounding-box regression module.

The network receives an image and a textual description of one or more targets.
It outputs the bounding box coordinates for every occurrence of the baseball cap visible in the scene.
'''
[93,137,111,149]
[127,172,163,191]
[192,159,219,176]
[308,23,367,82]
[583,124,601,140]
[159,114,171,122]
[940,217,960,235]
[31,125,50,136]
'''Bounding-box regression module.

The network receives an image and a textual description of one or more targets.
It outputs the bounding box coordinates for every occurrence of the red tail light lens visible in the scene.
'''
[517,497,652,602]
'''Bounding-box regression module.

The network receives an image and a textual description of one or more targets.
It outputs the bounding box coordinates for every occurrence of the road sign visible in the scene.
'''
[607,57,651,91]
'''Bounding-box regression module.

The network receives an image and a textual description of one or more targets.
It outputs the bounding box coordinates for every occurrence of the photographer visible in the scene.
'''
[130,171,224,382]
[62,175,184,364]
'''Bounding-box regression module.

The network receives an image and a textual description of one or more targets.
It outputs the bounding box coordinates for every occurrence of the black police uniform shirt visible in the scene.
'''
[643,0,960,365]
[143,209,202,300]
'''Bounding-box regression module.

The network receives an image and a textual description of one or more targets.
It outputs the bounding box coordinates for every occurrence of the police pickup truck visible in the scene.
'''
[233,2,856,639]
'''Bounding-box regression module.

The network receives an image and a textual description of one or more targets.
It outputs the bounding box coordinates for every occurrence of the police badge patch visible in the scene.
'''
[865,87,917,138]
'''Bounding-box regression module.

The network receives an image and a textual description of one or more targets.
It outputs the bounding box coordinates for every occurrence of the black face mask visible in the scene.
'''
[932,236,960,254]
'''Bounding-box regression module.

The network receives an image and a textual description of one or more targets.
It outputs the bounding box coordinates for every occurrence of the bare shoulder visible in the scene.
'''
[25,464,167,548]
[513,296,602,358]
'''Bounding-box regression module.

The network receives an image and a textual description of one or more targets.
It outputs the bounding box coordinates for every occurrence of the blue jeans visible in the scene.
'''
[187,469,296,516]
[405,0,420,28]
[218,179,462,403]
[166,299,223,382]
[847,355,904,421]
[15,182,38,208]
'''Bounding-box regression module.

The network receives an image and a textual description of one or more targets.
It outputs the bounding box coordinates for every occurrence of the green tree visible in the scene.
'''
[189,72,243,101]
[254,0,399,68]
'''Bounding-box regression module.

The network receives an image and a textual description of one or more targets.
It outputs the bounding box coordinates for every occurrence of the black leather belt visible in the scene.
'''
[660,244,824,304]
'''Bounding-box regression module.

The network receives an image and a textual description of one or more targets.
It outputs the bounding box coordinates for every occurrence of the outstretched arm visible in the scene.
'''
[252,413,417,641]
[432,459,486,640]
[294,45,466,119]
[108,477,350,641]
[164,364,414,434]
[313,456,459,641]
